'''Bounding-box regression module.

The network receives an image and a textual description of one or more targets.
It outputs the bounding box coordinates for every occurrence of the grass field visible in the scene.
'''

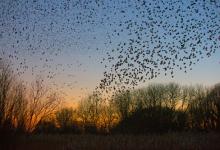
[2,132,220,150]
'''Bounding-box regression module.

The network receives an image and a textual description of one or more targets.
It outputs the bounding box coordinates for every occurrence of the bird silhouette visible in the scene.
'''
[0,0,220,98]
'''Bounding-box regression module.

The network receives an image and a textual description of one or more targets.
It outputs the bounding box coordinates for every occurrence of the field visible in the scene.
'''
[3,132,220,150]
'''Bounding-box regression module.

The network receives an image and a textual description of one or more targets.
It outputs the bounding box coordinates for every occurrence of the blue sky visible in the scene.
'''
[0,0,220,101]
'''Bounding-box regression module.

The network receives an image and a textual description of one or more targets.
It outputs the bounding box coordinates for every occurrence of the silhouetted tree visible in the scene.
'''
[112,90,133,120]
[98,101,119,133]
[77,94,102,133]
[55,107,79,133]
[25,77,61,132]
[35,117,57,134]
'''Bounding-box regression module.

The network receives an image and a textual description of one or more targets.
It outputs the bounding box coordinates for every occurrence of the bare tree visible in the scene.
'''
[165,83,180,110]
[112,90,132,120]
[77,94,101,127]
[26,78,61,132]
[56,108,75,130]
[0,62,14,134]
[98,101,119,133]
[8,82,28,133]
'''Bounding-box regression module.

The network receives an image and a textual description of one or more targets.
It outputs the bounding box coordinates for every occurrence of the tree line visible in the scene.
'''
[0,62,220,136]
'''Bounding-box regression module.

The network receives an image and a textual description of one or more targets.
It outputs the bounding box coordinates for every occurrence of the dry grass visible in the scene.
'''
[3,132,220,150]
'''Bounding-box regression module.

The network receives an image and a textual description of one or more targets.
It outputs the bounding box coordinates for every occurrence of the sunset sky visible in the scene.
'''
[0,0,220,102]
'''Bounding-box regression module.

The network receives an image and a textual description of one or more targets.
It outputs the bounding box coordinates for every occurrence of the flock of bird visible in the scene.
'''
[95,0,220,95]
[0,0,220,98]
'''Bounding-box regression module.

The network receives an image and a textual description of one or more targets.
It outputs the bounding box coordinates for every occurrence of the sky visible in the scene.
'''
[0,0,220,102]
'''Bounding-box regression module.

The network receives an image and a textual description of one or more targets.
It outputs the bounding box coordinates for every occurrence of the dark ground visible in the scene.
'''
[1,132,220,150]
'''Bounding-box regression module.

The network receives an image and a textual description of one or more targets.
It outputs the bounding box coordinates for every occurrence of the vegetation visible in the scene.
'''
[0,63,220,149]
